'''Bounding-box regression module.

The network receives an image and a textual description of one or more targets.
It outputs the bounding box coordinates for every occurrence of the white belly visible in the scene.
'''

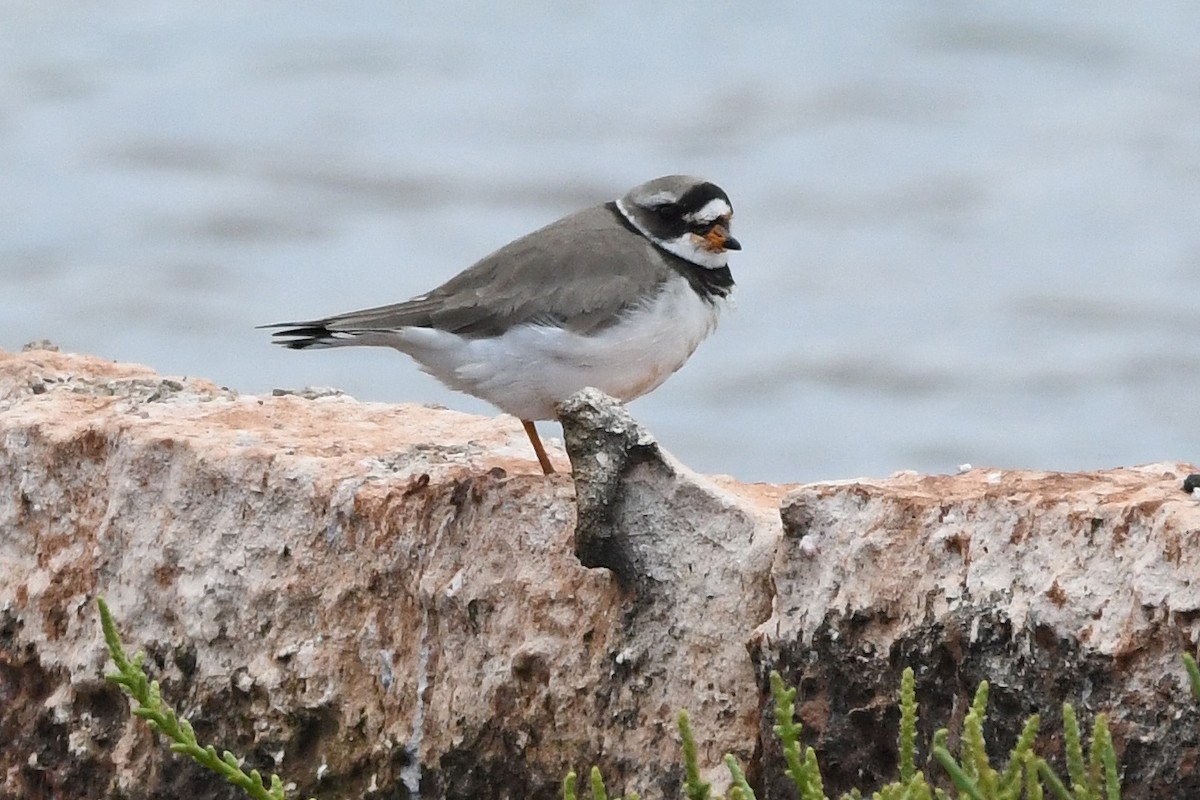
[390,278,723,420]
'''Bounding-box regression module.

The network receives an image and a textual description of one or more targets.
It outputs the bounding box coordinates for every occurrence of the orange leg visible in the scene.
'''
[521,419,556,475]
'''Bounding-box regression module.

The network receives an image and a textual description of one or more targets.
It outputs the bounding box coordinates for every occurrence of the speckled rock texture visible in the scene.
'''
[753,466,1200,796]
[2,346,1198,799]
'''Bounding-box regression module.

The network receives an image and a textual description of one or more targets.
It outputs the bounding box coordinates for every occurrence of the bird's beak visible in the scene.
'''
[704,225,742,253]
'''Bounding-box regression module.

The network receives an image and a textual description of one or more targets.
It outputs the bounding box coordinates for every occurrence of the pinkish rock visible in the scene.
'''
[1,345,1198,799]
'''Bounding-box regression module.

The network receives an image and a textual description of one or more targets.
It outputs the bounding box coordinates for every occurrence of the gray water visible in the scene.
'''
[3,3,1199,483]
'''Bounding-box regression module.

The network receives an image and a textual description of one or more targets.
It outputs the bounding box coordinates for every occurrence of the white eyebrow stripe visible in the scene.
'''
[683,198,732,225]
[638,191,678,206]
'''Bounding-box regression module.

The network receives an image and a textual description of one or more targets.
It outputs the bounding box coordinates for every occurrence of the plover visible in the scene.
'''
[264,175,740,474]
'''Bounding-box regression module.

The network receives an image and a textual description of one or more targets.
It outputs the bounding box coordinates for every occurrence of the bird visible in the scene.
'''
[263,175,741,475]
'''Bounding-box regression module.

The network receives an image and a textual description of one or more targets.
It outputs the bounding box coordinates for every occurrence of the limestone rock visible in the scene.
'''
[0,348,783,799]
[2,346,1199,799]
[753,466,1200,797]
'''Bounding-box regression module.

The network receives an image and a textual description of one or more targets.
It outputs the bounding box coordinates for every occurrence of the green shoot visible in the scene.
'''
[771,671,825,799]
[899,666,918,783]
[98,598,309,800]
[724,754,757,800]
[1184,653,1200,701]
[590,765,609,800]
[679,710,712,800]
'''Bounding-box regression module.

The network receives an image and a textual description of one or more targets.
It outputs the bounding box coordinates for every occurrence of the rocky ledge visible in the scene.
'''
[2,346,1199,799]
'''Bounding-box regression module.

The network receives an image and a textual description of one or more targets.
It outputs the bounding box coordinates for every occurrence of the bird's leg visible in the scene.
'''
[521,419,556,475]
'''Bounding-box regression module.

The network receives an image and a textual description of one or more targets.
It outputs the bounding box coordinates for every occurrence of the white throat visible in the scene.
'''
[616,197,729,270]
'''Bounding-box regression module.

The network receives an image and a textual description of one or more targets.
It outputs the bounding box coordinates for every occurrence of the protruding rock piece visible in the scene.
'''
[559,388,781,594]
[558,387,667,585]
[559,386,784,789]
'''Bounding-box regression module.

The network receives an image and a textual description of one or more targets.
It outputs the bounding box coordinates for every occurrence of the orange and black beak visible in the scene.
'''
[704,224,741,252]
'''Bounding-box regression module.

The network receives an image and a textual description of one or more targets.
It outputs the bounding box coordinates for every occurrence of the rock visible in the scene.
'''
[753,466,1200,797]
[2,347,1198,799]
[560,387,778,593]
[557,386,783,793]
[0,349,785,799]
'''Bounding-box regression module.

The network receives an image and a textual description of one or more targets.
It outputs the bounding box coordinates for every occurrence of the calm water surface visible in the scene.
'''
[3,3,1199,482]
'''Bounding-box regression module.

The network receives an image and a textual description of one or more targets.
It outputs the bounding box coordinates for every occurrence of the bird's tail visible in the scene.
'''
[259,322,360,350]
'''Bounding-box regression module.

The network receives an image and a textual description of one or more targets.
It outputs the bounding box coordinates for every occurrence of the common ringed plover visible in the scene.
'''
[264,175,740,474]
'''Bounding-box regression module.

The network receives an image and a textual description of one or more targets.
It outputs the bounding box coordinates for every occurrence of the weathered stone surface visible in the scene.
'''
[0,348,783,799]
[558,386,782,791]
[753,467,1200,797]
[2,346,1199,799]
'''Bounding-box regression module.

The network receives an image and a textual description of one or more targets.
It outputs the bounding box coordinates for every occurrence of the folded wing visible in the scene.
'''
[264,204,670,349]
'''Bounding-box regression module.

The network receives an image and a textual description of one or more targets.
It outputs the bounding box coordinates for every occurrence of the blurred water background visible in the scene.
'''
[3,3,1198,483]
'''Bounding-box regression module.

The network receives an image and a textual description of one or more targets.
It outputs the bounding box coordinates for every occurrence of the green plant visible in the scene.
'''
[101,593,1161,800]
[98,598,311,800]
[1183,653,1200,701]
[771,670,826,799]
[930,680,1120,800]
[570,668,1123,800]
